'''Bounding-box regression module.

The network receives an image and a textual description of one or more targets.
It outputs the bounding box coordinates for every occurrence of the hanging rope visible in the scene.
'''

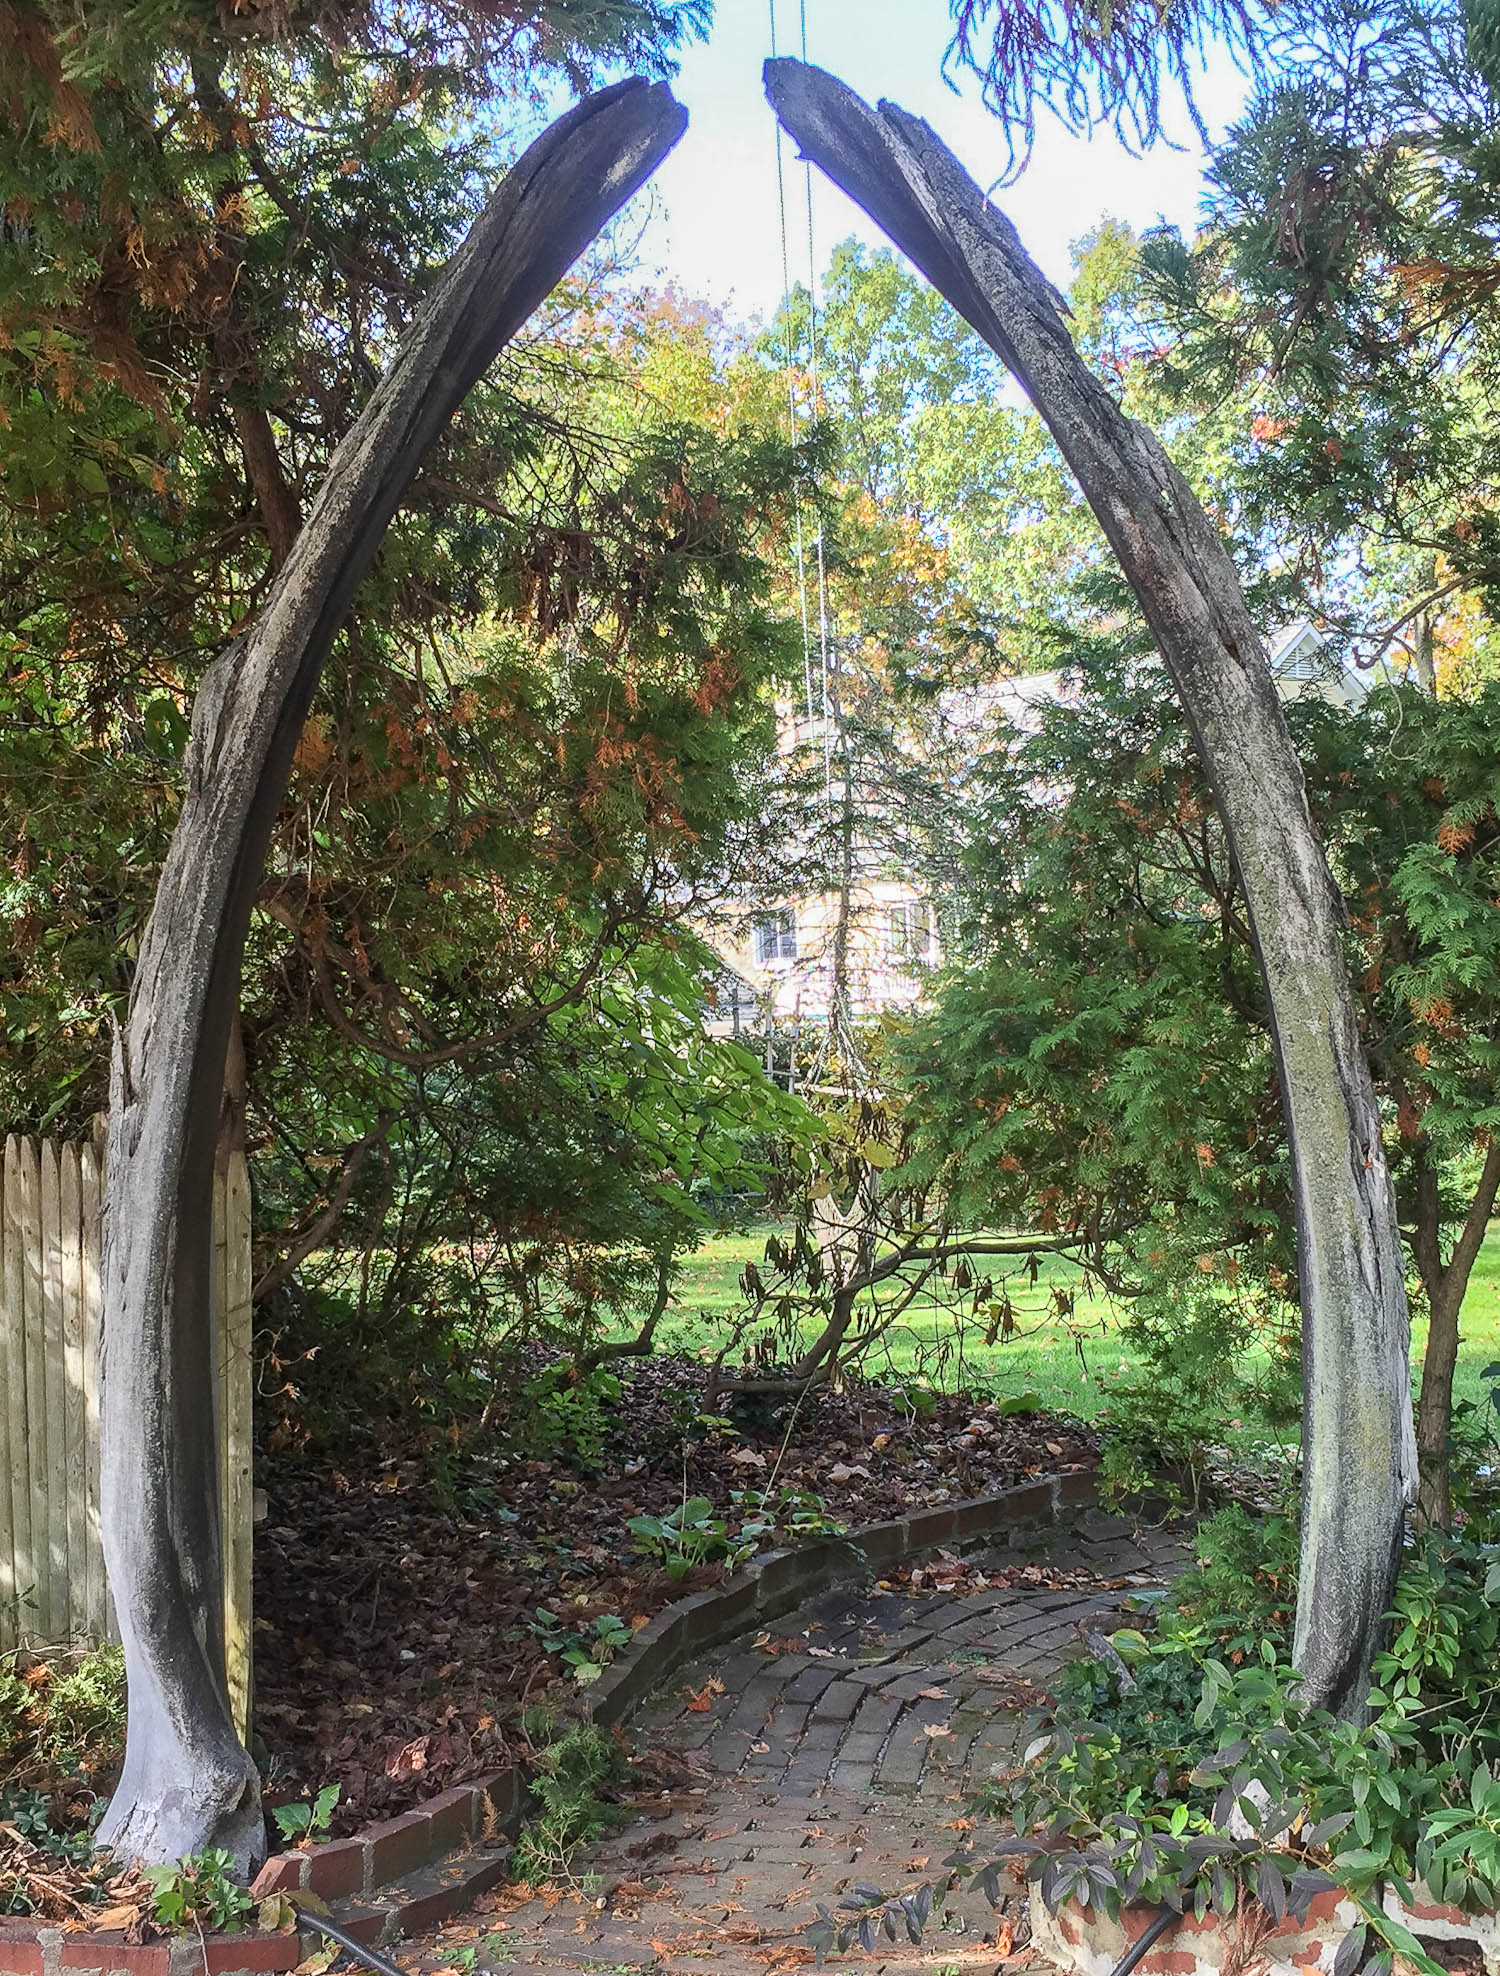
[769,0,816,722]
[796,0,835,778]
[769,0,858,1093]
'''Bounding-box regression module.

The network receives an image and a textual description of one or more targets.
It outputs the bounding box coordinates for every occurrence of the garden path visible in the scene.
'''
[406,1507,1188,1976]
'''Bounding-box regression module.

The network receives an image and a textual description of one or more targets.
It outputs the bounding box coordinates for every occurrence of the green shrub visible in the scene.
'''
[144,1851,254,1933]
[271,1782,340,1846]
[929,1536,1500,1976]
[626,1497,754,1581]
[1156,1504,1299,1657]
[516,1368,624,1470]
[0,1787,107,1915]
[0,1645,126,1782]
[512,1723,630,1886]
[32,1647,126,1775]
[0,1668,32,1755]
[529,1609,633,1687]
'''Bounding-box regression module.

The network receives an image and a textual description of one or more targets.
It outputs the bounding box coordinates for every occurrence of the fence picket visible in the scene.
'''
[40,1140,67,1641]
[60,1145,88,1642]
[19,1138,46,1640]
[1,1138,23,1634]
[80,1140,107,1641]
[0,1132,251,1663]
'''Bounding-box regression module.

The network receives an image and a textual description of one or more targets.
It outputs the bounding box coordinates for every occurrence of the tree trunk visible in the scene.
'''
[97,76,686,1872]
[1414,1139,1500,1530]
[763,58,1415,1717]
[1416,1283,1462,1532]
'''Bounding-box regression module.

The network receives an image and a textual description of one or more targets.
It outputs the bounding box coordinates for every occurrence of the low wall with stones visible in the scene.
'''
[1034,1877,1500,1976]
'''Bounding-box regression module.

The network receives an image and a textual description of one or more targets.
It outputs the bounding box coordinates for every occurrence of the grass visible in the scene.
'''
[651,1227,1148,1419]
[650,1223,1500,1432]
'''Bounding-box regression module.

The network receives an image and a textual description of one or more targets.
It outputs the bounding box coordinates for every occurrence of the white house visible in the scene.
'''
[702,623,1367,1037]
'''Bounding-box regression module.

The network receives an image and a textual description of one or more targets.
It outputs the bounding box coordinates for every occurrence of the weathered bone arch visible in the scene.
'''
[99,77,688,1872]
[761,56,1414,1715]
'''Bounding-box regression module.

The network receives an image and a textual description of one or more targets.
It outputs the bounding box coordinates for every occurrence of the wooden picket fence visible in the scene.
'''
[0,1131,253,1734]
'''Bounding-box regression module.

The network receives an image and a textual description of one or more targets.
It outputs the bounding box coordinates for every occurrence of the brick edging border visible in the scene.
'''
[583,1462,1099,1731]
[2,1463,1098,1974]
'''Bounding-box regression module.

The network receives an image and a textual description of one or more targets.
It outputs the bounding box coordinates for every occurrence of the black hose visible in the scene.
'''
[297,1908,411,1976]
[1108,1905,1181,1976]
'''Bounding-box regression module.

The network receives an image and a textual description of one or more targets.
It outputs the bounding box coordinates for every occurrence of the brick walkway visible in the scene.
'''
[408,1507,1187,1976]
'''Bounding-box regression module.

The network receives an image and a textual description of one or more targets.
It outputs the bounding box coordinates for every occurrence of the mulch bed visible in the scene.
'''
[251,1357,1096,1832]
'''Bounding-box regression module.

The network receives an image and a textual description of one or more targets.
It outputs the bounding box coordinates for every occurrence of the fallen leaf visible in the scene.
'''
[89,1906,141,1931]
[922,1723,954,1738]
[917,1687,951,1700]
[385,1733,430,1777]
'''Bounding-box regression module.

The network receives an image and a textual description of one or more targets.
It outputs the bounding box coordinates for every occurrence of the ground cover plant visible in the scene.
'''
[248,1366,1096,1830]
[823,1492,1497,1976]
[814,1500,1500,1969]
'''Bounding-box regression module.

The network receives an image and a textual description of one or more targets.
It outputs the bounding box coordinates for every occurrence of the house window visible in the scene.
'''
[753,910,798,964]
[890,899,934,963]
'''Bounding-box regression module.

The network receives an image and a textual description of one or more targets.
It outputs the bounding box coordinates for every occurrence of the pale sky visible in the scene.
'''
[630,0,1251,321]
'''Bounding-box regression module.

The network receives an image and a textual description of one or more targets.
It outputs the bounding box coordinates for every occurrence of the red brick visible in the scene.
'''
[299,1906,393,1952]
[0,1932,43,1976]
[247,1856,304,1899]
[1145,1951,1196,1974]
[390,1886,464,1936]
[906,1505,959,1548]
[61,1940,170,1976]
[449,1850,513,1905]
[952,1497,1003,1541]
[389,1852,513,1942]
[1001,1480,1055,1521]
[302,1838,366,1902]
[199,1932,303,1975]
[1403,1898,1468,1925]
[367,1812,431,1886]
[422,1787,477,1858]
[1304,1890,1345,1927]
[474,1768,523,1838]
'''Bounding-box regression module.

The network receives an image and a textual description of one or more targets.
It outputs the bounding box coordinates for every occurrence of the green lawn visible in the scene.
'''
[650,1224,1500,1429]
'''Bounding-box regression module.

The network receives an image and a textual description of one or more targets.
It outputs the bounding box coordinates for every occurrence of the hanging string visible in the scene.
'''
[770,0,853,1089]
[769,0,817,722]
[796,0,835,792]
